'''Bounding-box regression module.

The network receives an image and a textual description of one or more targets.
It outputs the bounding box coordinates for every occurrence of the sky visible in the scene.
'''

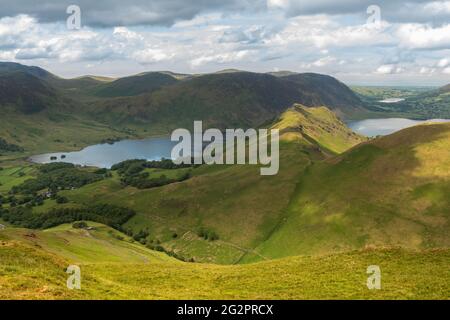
[0,0,449,86]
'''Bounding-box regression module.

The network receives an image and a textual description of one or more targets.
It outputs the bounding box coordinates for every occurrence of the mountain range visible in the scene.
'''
[0,62,370,151]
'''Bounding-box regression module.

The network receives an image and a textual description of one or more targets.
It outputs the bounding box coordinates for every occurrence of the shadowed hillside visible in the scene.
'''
[281,73,365,118]
[90,71,368,130]
[0,72,58,114]
[89,72,179,97]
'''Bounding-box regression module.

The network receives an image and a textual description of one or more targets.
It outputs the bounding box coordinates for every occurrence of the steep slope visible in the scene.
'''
[282,73,365,118]
[273,104,367,154]
[245,122,450,261]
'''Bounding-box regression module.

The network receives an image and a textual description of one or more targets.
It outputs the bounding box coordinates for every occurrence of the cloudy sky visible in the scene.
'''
[0,0,449,85]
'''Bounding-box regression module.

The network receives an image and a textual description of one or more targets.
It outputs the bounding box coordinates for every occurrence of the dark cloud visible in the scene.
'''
[1,0,448,27]
[277,0,450,25]
[0,0,265,27]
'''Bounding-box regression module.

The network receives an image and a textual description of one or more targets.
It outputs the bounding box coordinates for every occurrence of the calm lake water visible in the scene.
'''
[30,118,450,167]
[347,118,450,137]
[30,137,178,168]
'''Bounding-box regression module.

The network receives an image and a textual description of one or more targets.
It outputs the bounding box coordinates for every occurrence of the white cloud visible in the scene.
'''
[436,58,449,68]
[132,48,175,64]
[423,1,450,14]
[190,50,253,67]
[396,23,450,49]
[375,64,403,74]
[419,67,436,74]
[311,56,336,67]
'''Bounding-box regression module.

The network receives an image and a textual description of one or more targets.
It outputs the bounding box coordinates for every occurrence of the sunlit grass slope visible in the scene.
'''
[273,104,367,153]
[247,123,450,261]
[1,223,173,264]
[0,228,448,299]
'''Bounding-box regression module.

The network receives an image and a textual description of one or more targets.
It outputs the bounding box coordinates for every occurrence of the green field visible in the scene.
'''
[0,166,35,193]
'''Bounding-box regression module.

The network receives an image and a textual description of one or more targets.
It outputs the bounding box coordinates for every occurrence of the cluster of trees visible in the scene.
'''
[11,162,105,195]
[111,159,193,189]
[197,227,219,241]
[72,221,88,229]
[132,229,149,244]
[0,193,68,208]
[2,194,44,207]
[111,158,194,174]
[0,203,135,229]
[0,138,23,152]
[121,171,191,189]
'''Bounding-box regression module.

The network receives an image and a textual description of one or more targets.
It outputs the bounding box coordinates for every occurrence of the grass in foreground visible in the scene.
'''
[0,229,448,299]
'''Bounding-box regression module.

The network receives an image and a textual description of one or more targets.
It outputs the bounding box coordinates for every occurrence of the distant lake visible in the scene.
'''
[347,118,450,137]
[378,98,405,103]
[30,118,450,167]
[30,137,178,168]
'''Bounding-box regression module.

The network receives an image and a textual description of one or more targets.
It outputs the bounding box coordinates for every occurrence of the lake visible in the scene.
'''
[30,137,178,168]
[30,118,450,167]
[378,98,405,103]
[347,118,450,137]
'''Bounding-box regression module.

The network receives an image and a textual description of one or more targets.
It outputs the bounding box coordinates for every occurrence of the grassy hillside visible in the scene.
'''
[0,228,448,299]
[273,104,367,154]
[5,107,364,264]
[1,223,173,264]
[246,122,450,261]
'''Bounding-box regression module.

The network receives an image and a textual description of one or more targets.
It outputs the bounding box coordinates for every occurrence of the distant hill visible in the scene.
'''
[354,84,450,119]
[0,71,58,114]
[401,84,450,118]
[438,83,450,93]
[0,62,371,152]
[90,71,367,130]
[89,72,179,97]
[281,73,365,118]
[0,62,57,81]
